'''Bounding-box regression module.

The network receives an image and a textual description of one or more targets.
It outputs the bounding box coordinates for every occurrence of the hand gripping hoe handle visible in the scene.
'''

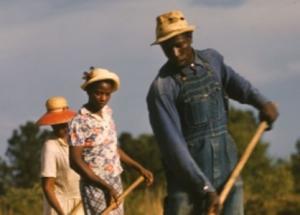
[101,176,145,215]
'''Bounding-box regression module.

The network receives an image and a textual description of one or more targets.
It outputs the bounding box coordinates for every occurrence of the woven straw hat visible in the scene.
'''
[37,96,76,126]
[151,10,195,45]
[81,67,120,91]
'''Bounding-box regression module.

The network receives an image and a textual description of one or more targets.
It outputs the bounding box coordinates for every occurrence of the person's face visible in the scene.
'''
[51,123,68,139]
[160,33,194,68]
[87,81,114,111]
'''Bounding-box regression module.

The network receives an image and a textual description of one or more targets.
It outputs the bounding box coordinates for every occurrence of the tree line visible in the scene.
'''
[0,107,300,214]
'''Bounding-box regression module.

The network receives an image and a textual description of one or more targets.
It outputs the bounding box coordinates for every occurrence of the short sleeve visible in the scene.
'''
[68,116,88,147]
[40,140,57,178]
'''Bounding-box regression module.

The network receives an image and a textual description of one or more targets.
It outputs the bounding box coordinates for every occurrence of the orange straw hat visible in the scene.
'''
[37,96,76,126]
[151,10,196,45]
[81,67,120,92]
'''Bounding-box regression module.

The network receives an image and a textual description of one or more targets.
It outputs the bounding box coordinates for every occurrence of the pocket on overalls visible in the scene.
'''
[183,83,222,127]
[184,94,209,127]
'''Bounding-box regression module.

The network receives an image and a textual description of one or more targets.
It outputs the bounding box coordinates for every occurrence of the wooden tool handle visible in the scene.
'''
[219,121,268,206]
[69,201,82,215]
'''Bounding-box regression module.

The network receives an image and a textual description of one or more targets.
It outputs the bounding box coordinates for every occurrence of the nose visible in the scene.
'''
[99,94,108,102]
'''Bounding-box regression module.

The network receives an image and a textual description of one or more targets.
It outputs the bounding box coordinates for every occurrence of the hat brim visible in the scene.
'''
[37,110,76,126]
[151,26,195,46]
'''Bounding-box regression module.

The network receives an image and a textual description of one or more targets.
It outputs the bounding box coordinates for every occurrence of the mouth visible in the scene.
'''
[172,58,186,66]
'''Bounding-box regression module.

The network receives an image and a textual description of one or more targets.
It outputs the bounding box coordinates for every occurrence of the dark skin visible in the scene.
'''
[160,33,279,215]
[69,80,154,208]
[160,33,221,215]
[41,123,69,215]
[161,32,194,68]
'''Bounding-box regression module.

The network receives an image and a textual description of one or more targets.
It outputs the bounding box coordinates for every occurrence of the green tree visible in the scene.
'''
[4,121,51,188]
[291,139,300,193]
[0,158,11,195]
[228,107,296,214]
[119,132,164,188]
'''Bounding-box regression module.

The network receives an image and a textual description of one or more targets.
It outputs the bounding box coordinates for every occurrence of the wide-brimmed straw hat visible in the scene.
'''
[80,67,120,91]
[37,96,76,126]
[151,10,196,45]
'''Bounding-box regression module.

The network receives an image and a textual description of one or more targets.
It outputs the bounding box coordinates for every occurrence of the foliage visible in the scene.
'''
[4,121,51,188]
[228,107,298,214]
[0,183,43,215]
[119,132,165,188]
[0,110,300,214]
[0,158,11,195]
[291,139,300,193]
[124,187,164,215]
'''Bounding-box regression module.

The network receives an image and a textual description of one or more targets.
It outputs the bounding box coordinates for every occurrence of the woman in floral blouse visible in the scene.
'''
[68,67,153,215]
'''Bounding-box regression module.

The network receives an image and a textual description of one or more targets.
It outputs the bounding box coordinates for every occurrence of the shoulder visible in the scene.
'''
[69,108,89,126]
[149,64,178,95]
[196,48,224,61]
[42,138,60,155]
[103,105,113,116]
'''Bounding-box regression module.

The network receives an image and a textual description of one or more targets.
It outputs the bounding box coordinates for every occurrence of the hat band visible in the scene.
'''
[157,22,193,37]
[47,107,68,113]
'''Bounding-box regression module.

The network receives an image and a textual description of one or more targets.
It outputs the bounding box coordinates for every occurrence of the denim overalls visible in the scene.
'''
[164,53,243,215]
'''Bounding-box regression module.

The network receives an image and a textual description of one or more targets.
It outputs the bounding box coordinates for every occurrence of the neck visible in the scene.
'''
[84,103,102,116]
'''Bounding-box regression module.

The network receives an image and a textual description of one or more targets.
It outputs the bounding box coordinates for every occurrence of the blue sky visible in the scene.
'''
[0,0,299,159]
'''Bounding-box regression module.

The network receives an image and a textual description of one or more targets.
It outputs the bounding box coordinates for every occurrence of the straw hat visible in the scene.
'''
[37,96,76,126]
[81,67,120,91]
[151,10,196,45]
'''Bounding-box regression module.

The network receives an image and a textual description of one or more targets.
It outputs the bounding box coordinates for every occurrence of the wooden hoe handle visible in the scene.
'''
[69,201,82,215]
[219,121,268,206]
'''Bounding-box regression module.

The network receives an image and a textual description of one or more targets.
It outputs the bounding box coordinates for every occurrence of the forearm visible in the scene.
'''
[147,93,214,194]
[75,160,111,188]
[41,178,64,215]
[221,58,268,108]
[69,147,113,190]
[118,148,143,171]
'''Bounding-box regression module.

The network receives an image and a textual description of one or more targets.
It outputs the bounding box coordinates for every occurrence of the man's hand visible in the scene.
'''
[259,102,279,130]
[206,191,221,215]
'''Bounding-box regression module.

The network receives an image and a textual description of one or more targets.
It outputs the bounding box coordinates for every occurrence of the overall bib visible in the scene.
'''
[164,55,243,215]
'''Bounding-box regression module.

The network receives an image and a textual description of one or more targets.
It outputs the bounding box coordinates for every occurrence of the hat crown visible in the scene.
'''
[46,96,69,112]
[84,68,111,81]
[152,10,195,45]
[157,10,186,25]
[81,67,120,91]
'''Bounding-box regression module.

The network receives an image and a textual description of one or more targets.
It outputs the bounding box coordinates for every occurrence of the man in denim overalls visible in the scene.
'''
[147,10,278,215]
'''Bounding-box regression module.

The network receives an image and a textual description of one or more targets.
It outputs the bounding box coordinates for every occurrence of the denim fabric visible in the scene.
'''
[147,48,268,214]
[164,179,243,215]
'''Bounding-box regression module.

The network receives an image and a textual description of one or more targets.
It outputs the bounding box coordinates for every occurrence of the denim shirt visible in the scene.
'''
[146,48,268,195]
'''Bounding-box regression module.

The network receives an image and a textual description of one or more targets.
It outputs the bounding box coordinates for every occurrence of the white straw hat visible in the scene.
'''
[81,67,120,92]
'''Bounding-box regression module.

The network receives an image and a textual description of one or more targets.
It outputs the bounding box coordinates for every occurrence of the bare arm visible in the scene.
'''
[41,177,65,215]
[69,146,119,202]
[117,147,154,186]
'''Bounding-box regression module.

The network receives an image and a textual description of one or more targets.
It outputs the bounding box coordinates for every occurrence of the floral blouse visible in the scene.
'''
[68,105,123,180]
